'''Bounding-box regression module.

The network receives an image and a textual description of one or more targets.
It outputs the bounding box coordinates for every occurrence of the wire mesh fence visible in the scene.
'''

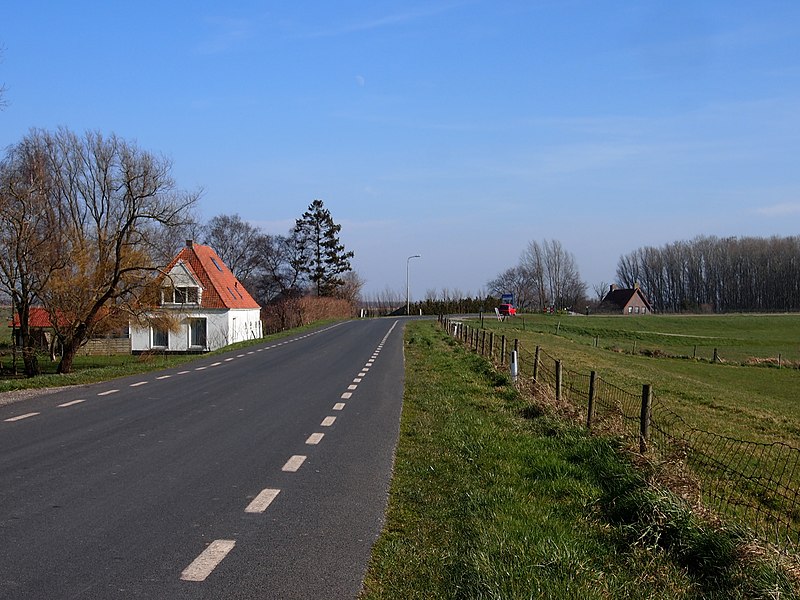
[439,316,800,555]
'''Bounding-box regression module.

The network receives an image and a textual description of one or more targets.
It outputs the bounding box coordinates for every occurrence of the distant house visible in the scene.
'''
[130,240,262,353]
[10,308,131,356]
[9,307,66,350]
[599,284,654,315]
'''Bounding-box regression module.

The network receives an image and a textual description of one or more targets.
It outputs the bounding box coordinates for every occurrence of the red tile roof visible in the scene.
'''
[10,307,63,328]
[167,241,260,310]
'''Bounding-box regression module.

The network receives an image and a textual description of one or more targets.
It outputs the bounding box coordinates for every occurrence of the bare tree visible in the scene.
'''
[202,213,263,283]
[519,239,585,310]
[591,281,610,302]
[0,46,7,110]
[487,266,536,310]
[334,270,365,304]
[0,136,65,375]
[26,128,199,373]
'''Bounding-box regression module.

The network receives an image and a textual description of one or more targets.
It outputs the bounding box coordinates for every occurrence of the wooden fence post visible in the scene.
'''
[500,335,506,365]
[533,346,540,383]
[481,330,486,356]
[489,332,494,360]
[587,370,596,429]
[555,360,562,403]
[640,384,652,454]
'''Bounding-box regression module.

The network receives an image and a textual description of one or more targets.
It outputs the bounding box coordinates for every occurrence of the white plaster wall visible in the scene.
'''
[130,309,233,352]
[226,309,262,345]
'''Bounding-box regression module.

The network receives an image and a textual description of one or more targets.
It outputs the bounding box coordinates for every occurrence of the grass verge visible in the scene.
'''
[0,319,341,393]
[360,321,797,599]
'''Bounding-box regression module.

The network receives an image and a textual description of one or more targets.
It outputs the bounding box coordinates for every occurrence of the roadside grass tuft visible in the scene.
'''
[361,321,798,599]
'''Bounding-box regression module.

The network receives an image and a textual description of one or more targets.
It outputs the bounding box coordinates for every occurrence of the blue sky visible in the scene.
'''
[2,1,799,300]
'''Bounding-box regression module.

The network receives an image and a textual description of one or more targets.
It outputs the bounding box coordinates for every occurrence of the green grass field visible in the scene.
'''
[457,313,800,553]
[476,313,800,447]
[361,321,798,599]
[488,312,800,365]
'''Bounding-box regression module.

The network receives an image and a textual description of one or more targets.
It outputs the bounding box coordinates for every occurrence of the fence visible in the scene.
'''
[441,316,800,555]
[486,315,800,367]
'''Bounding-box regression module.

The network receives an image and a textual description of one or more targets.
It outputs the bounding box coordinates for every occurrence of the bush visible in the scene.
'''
[262,296,353,333]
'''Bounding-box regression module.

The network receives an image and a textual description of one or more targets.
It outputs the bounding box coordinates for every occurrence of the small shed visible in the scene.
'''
[599,284,654,315]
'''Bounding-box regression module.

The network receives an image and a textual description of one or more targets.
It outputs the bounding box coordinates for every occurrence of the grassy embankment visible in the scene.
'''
[361,320,797,598]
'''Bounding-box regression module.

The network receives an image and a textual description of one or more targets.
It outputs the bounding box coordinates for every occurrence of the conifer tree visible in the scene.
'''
[293,199,354,297]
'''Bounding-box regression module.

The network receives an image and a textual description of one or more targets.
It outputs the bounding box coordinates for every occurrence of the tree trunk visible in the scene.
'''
[56,338,80,374]
[21,345,39,377]
[57,324,87,374]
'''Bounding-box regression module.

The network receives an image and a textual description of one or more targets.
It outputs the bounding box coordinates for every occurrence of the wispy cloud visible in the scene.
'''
[300,1,472,38]
[754,202,800,217]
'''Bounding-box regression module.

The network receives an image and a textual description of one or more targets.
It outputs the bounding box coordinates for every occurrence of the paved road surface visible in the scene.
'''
[0,318,405,599]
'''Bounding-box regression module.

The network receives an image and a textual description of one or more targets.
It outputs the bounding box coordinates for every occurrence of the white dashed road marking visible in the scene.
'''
[130,381,148,387]
[321,416,336,427]
[306,432,325,445]
[4,412,39,422]
[282,455,306,472]
[341,392,352,399]
[178,371,190,375]
[156,375,171,380]
[58,399,86,408]
[333,403,345,411]
[181,540,236,582]
[195,367,207,371]
[98,389,118,396]
[245,488,281,514]
[347,384,357,390]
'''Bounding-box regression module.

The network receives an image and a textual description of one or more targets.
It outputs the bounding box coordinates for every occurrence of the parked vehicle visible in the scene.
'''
[498,303,517,316]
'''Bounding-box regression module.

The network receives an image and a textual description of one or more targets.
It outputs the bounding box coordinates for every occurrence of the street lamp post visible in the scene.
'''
[406,254,421,316]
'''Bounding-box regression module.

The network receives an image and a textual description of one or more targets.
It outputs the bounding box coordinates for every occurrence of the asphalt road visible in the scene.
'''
[0,318,406,599]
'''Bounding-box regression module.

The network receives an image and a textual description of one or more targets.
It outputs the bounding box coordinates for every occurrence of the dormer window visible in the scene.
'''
[163,286,199,305]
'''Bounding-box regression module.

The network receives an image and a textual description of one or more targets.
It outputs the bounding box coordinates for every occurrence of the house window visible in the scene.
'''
[635,306,640,314]
[189,318,207,348]
[628,306,633,314]
[152,326,168,348]
[163,286,199,304]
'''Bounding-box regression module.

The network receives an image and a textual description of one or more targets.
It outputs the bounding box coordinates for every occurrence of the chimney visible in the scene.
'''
[186,239,193,248]
[609,284,617,293]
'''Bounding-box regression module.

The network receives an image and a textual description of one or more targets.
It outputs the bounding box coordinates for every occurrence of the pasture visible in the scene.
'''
[478,312,800,447]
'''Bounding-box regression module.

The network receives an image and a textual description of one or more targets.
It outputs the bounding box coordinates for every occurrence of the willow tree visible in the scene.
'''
[293,199,354,297]
[26,128,199,373]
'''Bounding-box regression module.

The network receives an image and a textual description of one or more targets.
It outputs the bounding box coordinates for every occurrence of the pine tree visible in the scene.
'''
[293,199,354,296]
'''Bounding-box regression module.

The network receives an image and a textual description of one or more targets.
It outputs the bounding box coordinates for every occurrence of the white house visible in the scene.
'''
[130,240,262,352]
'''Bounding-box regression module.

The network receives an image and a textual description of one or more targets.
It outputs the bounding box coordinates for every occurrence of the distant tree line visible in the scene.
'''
[616,235,800,313]
[488,239,587,311]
